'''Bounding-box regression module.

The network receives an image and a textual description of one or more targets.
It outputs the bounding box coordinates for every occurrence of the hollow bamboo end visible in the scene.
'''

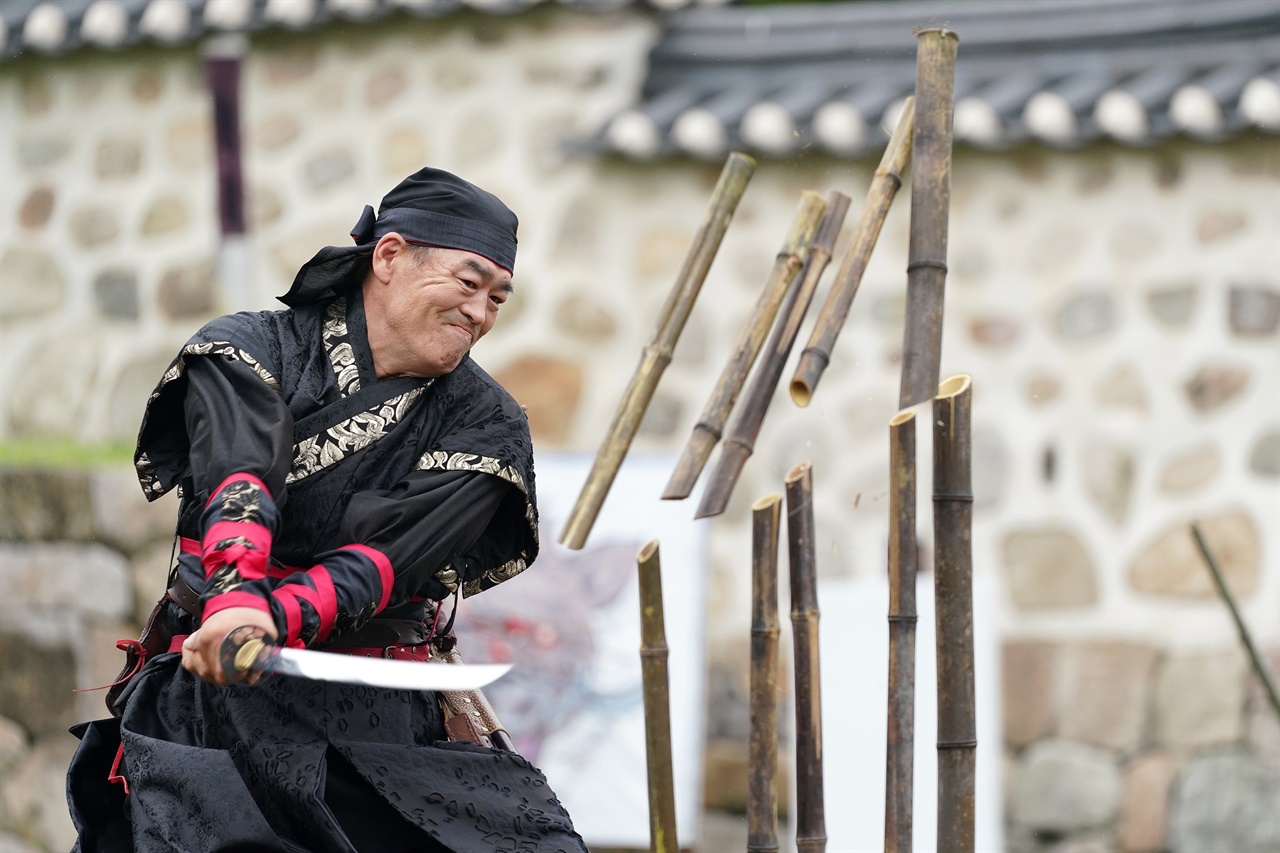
[637,539,660,563]
[936,373,972,399]
[784,460,811,485]
[889,409,916,427]
[916,26,960,43]
[752,494,783,512]
[790,379,813,407]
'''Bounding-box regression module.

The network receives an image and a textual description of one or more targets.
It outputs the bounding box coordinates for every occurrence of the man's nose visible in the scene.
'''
[458,291,486,322]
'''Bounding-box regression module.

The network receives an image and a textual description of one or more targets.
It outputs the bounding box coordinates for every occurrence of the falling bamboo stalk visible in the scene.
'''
[748,494,784,853]
[933,373,975,853]
[885,409,918,853]
[786,462,826,853]
[1191,522,1280,720]
[790,97,916,407]
[899,29,959,409]
[560,153,757,549]
[637,539,679,853]
[663,191,828,501]
[696,191,852,519]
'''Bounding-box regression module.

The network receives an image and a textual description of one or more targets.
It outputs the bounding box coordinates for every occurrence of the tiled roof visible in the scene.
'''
[598,0,1280,159]
[0,0,720,61]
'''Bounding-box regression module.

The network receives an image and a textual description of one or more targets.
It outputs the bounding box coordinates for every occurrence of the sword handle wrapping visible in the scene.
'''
[219,626,272,681]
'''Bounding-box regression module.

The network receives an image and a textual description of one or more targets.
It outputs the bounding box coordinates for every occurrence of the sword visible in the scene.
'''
[219,627,511,691]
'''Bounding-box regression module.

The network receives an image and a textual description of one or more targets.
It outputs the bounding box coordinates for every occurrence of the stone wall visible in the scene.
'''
[2,8,1279,852]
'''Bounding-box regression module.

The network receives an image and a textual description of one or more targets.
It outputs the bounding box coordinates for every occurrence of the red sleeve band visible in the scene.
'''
[202,519,273,581]
[339,544,395,613]
[203,590,272,621]
[205,472,271,508]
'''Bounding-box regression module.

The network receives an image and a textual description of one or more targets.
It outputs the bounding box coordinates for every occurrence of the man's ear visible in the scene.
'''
[370,233,408,285]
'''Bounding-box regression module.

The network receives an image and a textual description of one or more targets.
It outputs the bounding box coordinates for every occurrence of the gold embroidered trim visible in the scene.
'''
[322,298,361,396]
[286,383,432,485]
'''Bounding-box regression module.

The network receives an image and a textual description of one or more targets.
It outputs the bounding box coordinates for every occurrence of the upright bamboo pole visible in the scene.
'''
[637,540,678,853]
[789,97,916,408]
[663,191,827,500]
[748,494,783,853]
[560,153,757,549]
[885,410,918,853]
[786,462,826,853]
[899,30,959,409]
[696,191,852,519]
[933,374,975,853]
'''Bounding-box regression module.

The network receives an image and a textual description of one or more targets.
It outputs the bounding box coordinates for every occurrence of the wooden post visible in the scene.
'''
[885,410,918,853]
[637,540,678,853]
[560,153,756,549]
[748,495,783,853]
[933,374,975,853]
[899,30,959,409]
[786,462,826,853]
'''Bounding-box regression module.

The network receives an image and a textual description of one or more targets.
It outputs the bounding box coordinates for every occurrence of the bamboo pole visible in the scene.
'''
[898,30,959,409]
[560,153,757,549]
[790,97,916,408]
[637,539,678,853]
[748,494,783,853]
[662,191,827,501]
[933,373,975,853]
[1191,522,1280,719]
[885,410,918,853]
[786,462,826,853]
[695,191,852,519]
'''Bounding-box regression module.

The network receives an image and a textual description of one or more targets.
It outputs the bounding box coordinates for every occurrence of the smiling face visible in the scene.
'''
[363,234,513,379]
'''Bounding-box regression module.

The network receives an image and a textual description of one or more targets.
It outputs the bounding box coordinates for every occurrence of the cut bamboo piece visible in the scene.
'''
[560,152,757,549]
[663,191,827,501]
[790,97,916,407]
[748,494,783,853]
[637,539,678,853]
[933,373,975,853]
[1191,522,1280,719]
[696,190,852,519]
[899,29,959,409]
[885,409,918,853]
[786,462,827,853]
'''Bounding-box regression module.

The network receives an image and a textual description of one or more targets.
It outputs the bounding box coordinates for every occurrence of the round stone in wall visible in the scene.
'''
[0,248,65,319]
[1026,373,1061,406]
[1168,752,1280,853]
[1183,364,1249,413]
[1129,511,1258,598]
[1145,283,1197,328]
[157,258,216,319]
[1249,428,1280,477]
[1011,738,1121,833]
[492,354,583,447]
[254,114,301,152]
[93,268,139,320]
[554,294,617,341]
[365,66,406,109]
[140,194,188,237]
[18,186,54,229]
[95,137,143,179]
[1197,209,1247,244]
[1159,444,1221,494]
[305,147,355,192]
[1081,440,1134,523]
[1095,363,1148,411]
[1002,527,1098,609]
[383,129,428,177]
[1228,285,1280,337]
[1055,291,1117,341]
[69,203,121,249]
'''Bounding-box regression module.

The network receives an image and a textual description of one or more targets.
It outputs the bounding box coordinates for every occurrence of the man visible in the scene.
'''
[66,168,588,853]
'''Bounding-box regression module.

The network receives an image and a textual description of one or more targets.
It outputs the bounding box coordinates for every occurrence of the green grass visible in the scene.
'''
[0,440,135,467]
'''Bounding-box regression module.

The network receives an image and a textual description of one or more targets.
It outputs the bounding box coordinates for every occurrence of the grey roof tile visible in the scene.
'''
[599,0,1280,158]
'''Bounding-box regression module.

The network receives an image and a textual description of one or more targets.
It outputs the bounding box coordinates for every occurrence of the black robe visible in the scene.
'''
[67,290,586,853]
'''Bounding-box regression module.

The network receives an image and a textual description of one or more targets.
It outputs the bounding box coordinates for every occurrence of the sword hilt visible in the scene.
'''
[219,625,272,681]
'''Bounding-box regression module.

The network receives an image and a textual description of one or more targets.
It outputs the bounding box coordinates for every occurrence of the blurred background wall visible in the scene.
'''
[1,0,1278,850]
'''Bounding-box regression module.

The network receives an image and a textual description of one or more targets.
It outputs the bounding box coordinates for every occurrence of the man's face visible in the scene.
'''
[381,245,512,378]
